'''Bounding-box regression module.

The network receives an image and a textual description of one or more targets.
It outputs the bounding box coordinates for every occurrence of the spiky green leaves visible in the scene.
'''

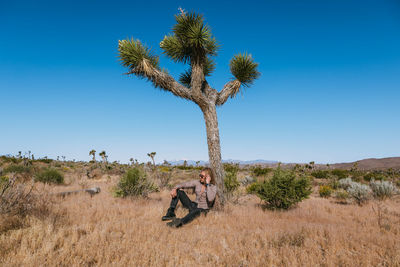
[118,38,159,71]
[230,53,260,87]
[160,12,218,65]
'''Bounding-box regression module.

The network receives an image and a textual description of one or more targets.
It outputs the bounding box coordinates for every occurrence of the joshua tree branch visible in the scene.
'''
[215,80,241,106]
[126,60,193,101]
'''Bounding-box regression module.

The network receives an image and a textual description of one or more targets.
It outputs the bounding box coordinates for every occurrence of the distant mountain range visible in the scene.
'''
[167,159,278,166]
[166,157,400,170]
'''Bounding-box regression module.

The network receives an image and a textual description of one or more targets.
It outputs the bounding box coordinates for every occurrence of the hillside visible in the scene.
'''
[331,157,400,170]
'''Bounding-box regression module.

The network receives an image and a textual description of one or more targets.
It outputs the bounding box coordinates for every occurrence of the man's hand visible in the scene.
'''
[206,175,211,184]
[170,188,177,198]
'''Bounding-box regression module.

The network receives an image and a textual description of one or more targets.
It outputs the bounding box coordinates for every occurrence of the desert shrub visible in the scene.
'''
[334,189,349,202]
[157,171,172,189]
[246,182,260,194]
[328,177,339,189]
[251,169,312,210]
[224,170,240,196]
[363,172,386,182]
[252,166,272,177]
[3,164,31,174]
[347,182,371,205]
[159,166,171,173]
[349,170,364,181]
[223,163,240,173]
[114,168,158,197]
[338,178,353,190]
[311,170,329,179]
[35,168,64,184]
[175,165,202,171]
[0,175,60,233]
[319,185,333,198]
[331,169,349,179]
[0,156,20,164]
[370,180,398,200]
[36,158,53,164]
[0,176,34,232]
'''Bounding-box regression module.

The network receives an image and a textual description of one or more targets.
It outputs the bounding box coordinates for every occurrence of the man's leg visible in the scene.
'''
[179,208,203,225]
[162,189,194,221]
[170,189,195,211]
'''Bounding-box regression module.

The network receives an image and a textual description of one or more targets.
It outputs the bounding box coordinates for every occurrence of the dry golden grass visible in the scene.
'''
[1,173,400,266]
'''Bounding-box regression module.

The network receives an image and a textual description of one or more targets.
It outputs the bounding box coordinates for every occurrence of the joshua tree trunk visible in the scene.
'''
[201,104,225,206]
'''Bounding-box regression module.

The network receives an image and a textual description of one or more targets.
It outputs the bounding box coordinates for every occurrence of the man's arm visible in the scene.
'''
[174,180,197,190]
[206,184,217,202]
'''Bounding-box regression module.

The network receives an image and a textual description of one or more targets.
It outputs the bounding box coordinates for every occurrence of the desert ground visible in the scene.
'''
[1,159,400,267]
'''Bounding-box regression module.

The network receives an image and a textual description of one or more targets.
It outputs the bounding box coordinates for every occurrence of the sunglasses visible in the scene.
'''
[199,174,206,179]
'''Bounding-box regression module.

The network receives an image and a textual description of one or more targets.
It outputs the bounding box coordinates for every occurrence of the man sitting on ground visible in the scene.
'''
[162,167,217,227]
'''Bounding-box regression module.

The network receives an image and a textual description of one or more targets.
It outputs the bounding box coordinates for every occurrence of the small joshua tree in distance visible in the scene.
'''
[89,149,96,162]
[147,152,156,168]
[99,151,107,164]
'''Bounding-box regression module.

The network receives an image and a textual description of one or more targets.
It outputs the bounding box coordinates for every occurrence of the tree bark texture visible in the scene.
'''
[201,104,225,207]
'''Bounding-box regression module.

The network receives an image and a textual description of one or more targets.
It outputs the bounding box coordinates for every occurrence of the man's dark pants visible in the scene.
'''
[169,189,208,225]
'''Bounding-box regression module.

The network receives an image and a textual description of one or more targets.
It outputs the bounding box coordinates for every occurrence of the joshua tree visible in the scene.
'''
[147,152,156,168]
[99,151,107,164]
[118,10,260,206]
[89,149,96,162]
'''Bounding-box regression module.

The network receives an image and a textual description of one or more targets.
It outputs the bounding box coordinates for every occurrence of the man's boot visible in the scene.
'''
[161,208,176,221]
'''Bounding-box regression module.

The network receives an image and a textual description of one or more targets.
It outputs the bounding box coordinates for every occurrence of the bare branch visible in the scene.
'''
[215,80,241,106]
[126,60,192,101]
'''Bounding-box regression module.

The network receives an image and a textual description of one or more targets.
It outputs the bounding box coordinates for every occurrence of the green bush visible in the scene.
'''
[223,163,240,173]
[328,177,339,189]
[175,165,202,171]
[3,165,31,174]
[331,169,349,179]
[35,158,53,164]
[349,170,364,182]
[35,169,64,184]
[0,175,8,186]
[311,170,329,179]
[246,182,260,194]
[252,166,272,177]
[224,170,240,195]
[114,168,158,197]
[363,172,386,182]
[251,169,312,210]
[319,185,333,198]
[0,156,20,164]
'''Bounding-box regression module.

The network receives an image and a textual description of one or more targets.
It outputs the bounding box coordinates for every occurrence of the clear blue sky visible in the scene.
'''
[1,0,399,164]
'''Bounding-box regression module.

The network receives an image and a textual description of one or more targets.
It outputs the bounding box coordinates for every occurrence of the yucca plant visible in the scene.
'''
[118,10,260,206]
